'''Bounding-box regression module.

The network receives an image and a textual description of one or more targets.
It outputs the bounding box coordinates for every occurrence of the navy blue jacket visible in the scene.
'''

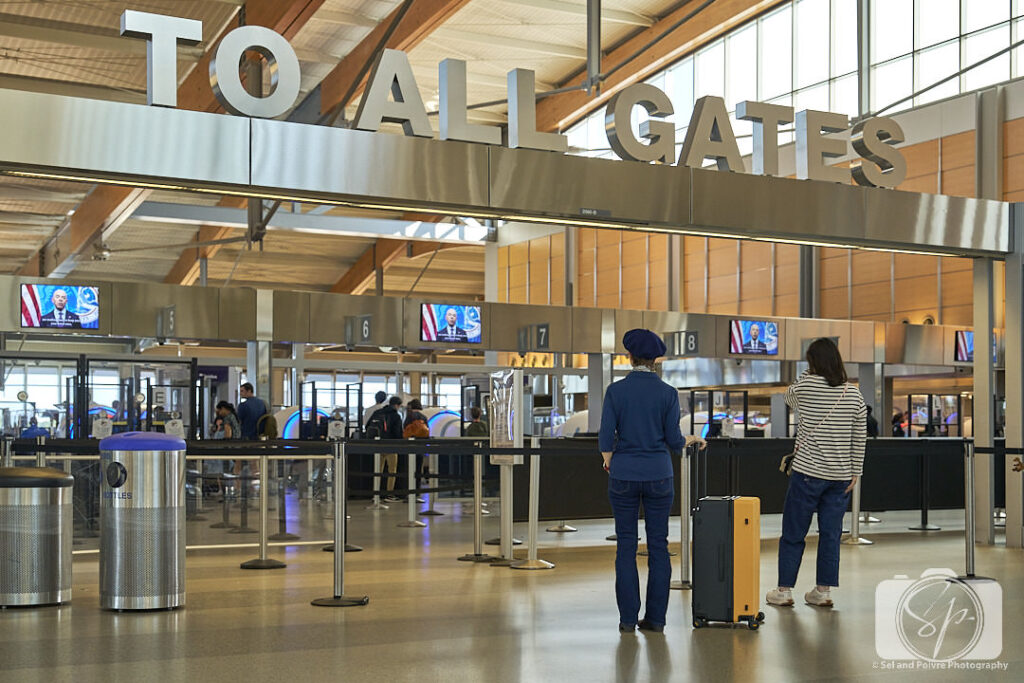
[598,370,685,481]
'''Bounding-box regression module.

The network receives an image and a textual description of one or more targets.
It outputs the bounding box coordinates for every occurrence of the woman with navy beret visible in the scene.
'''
[599,328,705,634]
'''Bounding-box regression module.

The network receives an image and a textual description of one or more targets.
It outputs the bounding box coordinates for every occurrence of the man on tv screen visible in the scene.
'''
[40,289,82,329]
[743,323,768,354]
[436,307,469,343]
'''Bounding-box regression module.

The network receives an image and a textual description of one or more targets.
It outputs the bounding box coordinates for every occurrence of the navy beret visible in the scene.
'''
[622,328,667,360]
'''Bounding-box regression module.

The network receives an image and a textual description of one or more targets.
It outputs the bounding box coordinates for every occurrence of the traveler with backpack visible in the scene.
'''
[237,383,268,440]
[368,396,404,502]
[404,398,431,477]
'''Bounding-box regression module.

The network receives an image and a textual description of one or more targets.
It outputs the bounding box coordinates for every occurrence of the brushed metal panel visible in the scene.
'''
[642,311,719,358]
[110,283,219,340]
[218,287,256,342]
[309,293,404,347]
[0,90,249,187]
[0,275,112,336]
[782,319,851,361]
[862,188,1009,255]
[486,303,571,353]
[613,309,645,354]
[902,324,945,365]
[691,169,866,246]
[251,120,489,210]
[404,298,489,350]
[273,290,310,343]
[848,321,875,363]
[884,323,906,364]
[571,307,609,354]
[488,146,690,226]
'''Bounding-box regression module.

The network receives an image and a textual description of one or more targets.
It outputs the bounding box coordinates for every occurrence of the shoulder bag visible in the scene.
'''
[780,383,850,475]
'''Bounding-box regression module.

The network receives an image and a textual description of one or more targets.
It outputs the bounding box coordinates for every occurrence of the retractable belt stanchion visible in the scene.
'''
[489,457,516,567]
[511,438,554,570]
[458,446,496,562]
[1,436,12,467]
[35,436,46,467]
[547,520,577,533]
[421,452,443,517]
[241,453,286,569]
[365,437,388,510]
[842,476,873,545]
[959,441,994,582]
[269,459,300,541]
[671,446,692,590]
[312,441,369,608]
[210,473,237,529]
[397,452,426,528]
[230,471,258,534]
[909,446,941,531]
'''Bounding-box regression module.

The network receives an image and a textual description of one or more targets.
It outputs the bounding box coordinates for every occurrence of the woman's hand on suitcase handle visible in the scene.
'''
[601,451,611,472]
[685,434,707,451]
[844,475,858,494]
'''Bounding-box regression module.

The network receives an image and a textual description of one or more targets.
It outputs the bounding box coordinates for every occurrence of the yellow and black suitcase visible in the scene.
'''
[691,495,764,630]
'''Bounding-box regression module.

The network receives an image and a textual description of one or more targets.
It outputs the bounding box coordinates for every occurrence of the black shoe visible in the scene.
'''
[637,620,664,633]
[619,623,636,632]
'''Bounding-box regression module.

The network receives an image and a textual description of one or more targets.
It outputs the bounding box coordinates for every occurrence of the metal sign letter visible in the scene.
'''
[439,59,501,145]
[605,83,675,164]
[736,100,795,177]
[508,69,568,153]
[209,26,301,118]
[795,110,849,183]
[120,10,203,108]
[679,96,744,172]
[354,49,433,138]
[851,116,907,189]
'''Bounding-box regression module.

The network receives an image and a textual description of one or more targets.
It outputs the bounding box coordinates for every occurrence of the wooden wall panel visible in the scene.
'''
[851,281,892,318]
[819,287,848,319]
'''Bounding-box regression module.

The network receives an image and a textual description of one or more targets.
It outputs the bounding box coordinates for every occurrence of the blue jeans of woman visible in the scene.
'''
[778,471,851,588]
[608,477,674,626]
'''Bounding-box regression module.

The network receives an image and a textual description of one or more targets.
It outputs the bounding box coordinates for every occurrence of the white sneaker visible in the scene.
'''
[804,587,833,607]
[766,588,794,606]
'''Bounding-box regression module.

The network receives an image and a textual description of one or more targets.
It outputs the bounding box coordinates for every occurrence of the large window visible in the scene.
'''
[566,0,1024,157]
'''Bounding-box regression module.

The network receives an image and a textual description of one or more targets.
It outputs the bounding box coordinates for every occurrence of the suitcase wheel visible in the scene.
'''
[692,617,707,629]
[747,620,760,631]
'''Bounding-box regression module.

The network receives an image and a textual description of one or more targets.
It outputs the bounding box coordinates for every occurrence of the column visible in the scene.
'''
[587,353,612,433]
[1000,205,1023,548]
[973,259,996,546]
[485,240,499,366]
[248,289,274,406]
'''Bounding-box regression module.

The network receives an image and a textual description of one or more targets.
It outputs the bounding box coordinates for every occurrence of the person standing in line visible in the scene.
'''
[363,391,388,434]
[866,405,879,437]
[465,406,488,437]
[599,329,705,634]
[404,398,431,476]
[767,338,866,609]
[237,383,268,440]
[371,396,405,502]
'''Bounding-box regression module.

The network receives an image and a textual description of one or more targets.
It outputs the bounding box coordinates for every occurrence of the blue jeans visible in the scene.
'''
[608,477,674,626]
[778,472,851,588]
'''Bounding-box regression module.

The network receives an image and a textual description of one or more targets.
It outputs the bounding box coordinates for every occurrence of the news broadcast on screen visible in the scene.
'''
[420,304,482,343]
[729,319,778,356]
[21,284,99,330]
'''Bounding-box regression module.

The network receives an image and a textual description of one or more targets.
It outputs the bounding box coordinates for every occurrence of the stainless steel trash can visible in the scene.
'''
[0,467,74,607]
[99,432,187,610]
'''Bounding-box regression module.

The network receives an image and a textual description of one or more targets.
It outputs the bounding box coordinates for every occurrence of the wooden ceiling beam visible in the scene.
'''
[318,0,472,118]
[330,238,408,294]
[534,0,788,133]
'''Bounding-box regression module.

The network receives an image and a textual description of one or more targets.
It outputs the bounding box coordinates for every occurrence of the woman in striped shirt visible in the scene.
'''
[767,338,866,608]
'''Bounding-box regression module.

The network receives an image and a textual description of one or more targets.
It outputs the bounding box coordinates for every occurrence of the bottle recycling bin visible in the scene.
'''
[0,467,74,607]
[99,432,187,610]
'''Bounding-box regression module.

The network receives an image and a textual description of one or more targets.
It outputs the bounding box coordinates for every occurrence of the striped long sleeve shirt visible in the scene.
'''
[785,370,867,481]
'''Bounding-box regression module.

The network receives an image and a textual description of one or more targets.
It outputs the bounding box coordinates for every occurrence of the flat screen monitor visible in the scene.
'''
[955,330,974,362]
[420,304,482,343]
[20,284,99,330]
[729,319,778,355]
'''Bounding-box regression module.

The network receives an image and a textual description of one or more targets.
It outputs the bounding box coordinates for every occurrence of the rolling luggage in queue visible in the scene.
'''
[691,496,765,630]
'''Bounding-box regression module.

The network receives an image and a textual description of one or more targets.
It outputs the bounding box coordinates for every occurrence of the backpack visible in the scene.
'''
[403,418,430,439]
[365,409,387,439]
[258,413,278,440]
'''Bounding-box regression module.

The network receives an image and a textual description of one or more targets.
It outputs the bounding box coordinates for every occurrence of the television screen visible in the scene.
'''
[421,304,482,343]
[729,319,778,355]
[21,284,99,330]
[955,330,974,363]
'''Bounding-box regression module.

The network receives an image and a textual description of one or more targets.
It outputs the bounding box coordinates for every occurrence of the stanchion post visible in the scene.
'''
[365,437,388,510]
[397,452,426,528]
[210,474,237,529]
[842,476,873,545]
[35,436,46,467]
[671,447,692,589]
[489,462,516,566]
[957,440,994,583]
[269,459,300,541]
[511,438,553,570]
[242,453,286,569]
[910,448,941,531]
[230,471,259,534]
[1,436,13,467]
[421,453,443,516]
[312,441,369,607]
[459,449,497,562]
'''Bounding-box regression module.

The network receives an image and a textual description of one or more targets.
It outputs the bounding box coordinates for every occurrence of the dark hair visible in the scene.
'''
[866,405,873,414]
[388,395,403,406]
[470,406,482,420]
[240,382,254,393]
[216,400,235,413]
[375,390,387,403]
[629,354,656,370]
[409,398,423,410]
[805,338,847,387]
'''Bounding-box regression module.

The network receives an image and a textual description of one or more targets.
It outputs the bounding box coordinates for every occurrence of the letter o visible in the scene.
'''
[209,26,300,118]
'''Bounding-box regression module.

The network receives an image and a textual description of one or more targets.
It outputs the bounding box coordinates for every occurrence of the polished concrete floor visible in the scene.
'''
[2,500,1021,683]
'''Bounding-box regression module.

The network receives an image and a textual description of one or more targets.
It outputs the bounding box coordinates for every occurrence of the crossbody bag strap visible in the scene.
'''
[795,383,849,452]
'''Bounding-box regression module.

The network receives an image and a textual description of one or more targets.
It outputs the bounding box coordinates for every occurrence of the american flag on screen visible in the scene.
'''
[21,285,41,327]
[730,320,743,354]
[956,331,973,362]
[421,304,439,342]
